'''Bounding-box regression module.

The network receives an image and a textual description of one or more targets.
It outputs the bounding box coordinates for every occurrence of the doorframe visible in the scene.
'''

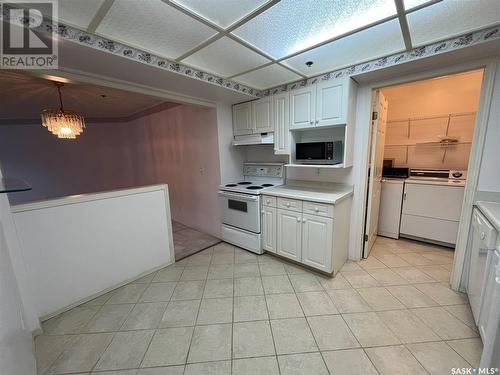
[355,58,497,291]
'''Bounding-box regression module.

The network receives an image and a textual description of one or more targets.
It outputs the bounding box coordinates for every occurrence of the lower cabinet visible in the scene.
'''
[276,209,302,262]
[261,194,349,274]
[302,213,333,272]
[262,206,276,253]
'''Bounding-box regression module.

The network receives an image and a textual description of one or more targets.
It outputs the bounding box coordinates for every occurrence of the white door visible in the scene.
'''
[273,92,290,154]
[276,209,302,262]
[290,86,315,130]
[262,206,276,253]
[363,90,388,258]
[316,79,344,127]
[253,96,274,134]
[302,213,333,272]
[233,102,253,136]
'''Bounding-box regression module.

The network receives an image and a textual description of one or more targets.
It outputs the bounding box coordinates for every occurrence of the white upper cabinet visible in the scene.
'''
[316,80,344,127]
[273,92,290,154]
[290,86,316,130]
[253,96,274,134]
[233,102,253,136]
[289,77,356,130]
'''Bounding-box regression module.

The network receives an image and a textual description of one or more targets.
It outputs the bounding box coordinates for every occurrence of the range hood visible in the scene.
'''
[232,133,274,146]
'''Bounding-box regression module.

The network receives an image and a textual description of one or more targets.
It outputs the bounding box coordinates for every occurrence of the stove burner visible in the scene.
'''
[261,184,274,187]
[246,186,264,190]
[225,184,238,187]
[238,182,252,185]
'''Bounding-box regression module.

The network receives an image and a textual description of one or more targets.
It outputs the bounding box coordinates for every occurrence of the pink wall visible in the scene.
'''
[0,105,222,237]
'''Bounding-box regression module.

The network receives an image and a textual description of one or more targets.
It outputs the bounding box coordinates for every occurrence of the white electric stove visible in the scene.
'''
[219,163,284,254]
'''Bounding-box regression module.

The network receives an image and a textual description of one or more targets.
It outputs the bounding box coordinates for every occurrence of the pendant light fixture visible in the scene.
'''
[41,82,85,139]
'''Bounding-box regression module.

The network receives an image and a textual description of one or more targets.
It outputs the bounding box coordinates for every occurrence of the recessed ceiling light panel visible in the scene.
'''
[171,0,269,28]
[232,0,398,59]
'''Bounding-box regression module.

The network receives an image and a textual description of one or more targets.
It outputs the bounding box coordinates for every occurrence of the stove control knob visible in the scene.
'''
[452,171,463,178]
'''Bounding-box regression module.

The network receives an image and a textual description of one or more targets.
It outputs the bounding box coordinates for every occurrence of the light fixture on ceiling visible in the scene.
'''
[305,61,314,67]
[41,82,85,139]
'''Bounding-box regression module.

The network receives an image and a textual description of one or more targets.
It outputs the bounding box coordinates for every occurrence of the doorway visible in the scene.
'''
[363,69,484,266]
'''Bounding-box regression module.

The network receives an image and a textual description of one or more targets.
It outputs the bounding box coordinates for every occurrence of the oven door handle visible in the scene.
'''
[218,191,259,202]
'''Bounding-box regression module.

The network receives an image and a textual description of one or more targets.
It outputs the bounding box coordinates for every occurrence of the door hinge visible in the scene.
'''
[372,111,378,120]
[364,234,368,242]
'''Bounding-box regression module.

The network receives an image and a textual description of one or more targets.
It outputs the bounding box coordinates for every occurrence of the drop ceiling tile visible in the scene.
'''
[96,0,217,59]
[56,0,105,29]
[403,0,433,11]
[182,36,271,77]
[233,64,301,90]
[407,0,500,47]
[232,0,397,59]
[171,0,269,28]
[282,19,405,76]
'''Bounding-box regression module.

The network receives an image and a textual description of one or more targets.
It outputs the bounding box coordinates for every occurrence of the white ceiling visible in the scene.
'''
[53,0,500,90]
[0,71,178,122]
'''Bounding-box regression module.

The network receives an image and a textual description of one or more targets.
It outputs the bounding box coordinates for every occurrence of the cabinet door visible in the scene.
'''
[253,97,274,134]
[290,86,315,130]
[302,213,333,272]
[262,206,276,253]
[316,79,344,127]
[233,102,253,136]
[273,92,290,154]
[276,209,302,262]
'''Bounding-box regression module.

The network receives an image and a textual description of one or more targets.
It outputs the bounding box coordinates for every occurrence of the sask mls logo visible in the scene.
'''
[0,0,58,69]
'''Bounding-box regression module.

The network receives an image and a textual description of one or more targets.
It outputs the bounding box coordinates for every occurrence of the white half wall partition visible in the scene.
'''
[12,184,174,319]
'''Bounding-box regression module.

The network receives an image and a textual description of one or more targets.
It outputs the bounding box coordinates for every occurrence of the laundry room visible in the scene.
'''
[365,69,484,277]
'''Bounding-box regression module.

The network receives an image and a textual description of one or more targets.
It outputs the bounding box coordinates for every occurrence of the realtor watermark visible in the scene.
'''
[452,368,499,374]
[0,0,58,69]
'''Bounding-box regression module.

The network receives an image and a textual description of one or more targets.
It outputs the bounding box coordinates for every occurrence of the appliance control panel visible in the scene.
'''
[449,170,467,180]
[243,163,284,177]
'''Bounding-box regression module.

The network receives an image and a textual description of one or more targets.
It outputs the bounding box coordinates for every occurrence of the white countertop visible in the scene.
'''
[476,201,500,232]
[264,181,353,204]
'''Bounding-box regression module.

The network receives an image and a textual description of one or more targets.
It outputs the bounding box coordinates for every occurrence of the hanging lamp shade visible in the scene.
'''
[41,82,85,139]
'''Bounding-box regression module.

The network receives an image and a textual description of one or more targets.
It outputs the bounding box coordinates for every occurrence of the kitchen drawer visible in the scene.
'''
[303,201,334,218]
[277,197,302,212]
[262,195,276,207]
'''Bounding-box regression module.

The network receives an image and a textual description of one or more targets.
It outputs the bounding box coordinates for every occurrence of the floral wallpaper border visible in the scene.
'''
[16,6,500,99]
[263,25,500,96]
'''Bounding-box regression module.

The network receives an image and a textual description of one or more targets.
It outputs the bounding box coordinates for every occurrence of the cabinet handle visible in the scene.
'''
[266,200,270,204]
[286,203,291,207]
[480,231,486,240]
[315,120,319,124]
[296,218,301,223]
[314,207,319,212]
[261,210,265,214]
[302,219,306,223]
[403,192,407,200]
[309,121,314,125]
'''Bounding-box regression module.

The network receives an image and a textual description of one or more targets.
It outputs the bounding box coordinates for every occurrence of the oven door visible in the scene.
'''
[219,191,260,233]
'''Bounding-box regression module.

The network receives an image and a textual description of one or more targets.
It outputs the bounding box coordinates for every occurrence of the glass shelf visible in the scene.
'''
[0,177,32,193]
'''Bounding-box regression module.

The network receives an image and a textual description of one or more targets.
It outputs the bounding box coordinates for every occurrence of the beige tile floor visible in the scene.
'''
[172,221,220,261]
[36,236,482,375]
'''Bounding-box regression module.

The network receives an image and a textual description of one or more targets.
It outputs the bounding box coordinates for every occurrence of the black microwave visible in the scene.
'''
[295,141,343,165]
